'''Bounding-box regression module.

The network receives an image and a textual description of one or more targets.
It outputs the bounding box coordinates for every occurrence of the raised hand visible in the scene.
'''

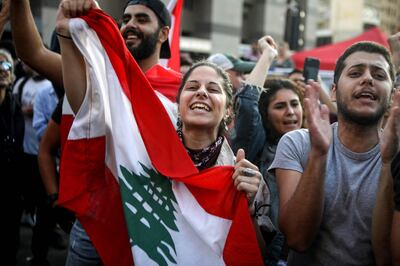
[56,0,99,35]
[380,90,400,164]
[246,35,278,87]
[60,0,99,17]
[295,78,307,96]
[0,0,10,22]
[304,80,332,155]
[388,32,400,72]
[233,149,262,205]
[258,35,278,62]
[0,0,10,39]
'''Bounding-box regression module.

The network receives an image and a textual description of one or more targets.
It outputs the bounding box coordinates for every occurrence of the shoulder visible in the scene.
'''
[276,128,313,162]
[269,129,310,172]
[12,77,27,94]
[279,128,310,147]
[36,78,52,88]
[147,64,182,82]
[146,64,182,101]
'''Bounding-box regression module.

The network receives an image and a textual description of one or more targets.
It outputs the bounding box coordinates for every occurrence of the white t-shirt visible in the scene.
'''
[13,77,52,155]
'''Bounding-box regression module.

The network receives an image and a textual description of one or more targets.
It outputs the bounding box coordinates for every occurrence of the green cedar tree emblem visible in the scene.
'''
[119,164,179,266]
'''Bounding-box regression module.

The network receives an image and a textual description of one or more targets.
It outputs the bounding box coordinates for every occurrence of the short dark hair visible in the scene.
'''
[176,61,233,135]
[259,78,303,142]
[333,41,395,85]
[124,0,171,27]
[123,2,164,29]
[288,68,303,77]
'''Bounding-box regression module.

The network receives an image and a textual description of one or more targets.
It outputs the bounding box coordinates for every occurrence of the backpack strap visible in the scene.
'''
[16,76,30,104]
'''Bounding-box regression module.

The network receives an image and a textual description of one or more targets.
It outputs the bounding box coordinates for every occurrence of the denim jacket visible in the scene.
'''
[229,84,284,265]
[230,83,266,163]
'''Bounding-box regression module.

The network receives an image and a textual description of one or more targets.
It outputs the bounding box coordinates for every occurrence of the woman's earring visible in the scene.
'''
[176,115,183,139]
[221,119,228,133]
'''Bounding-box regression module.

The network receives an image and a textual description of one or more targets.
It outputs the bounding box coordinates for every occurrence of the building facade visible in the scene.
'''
[27,0,324,58]
[11,0,400,58]
[316,0,400,45]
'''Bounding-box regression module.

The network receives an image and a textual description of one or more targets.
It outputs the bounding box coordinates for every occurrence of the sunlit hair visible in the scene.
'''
[0,48,14,82]
[176,60,233,135]
[334,41,395,86]
[259,78,303,143]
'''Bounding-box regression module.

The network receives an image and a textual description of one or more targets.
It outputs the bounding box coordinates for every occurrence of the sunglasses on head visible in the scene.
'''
[0,61,12,71]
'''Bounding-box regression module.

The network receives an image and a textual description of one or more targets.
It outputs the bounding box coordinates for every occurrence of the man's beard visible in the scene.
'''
[126,29,160,61]
[336,90,389,126]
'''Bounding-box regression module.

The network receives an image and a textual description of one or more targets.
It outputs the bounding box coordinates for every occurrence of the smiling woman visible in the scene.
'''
[174,61,269,255]
[176,61,232,153]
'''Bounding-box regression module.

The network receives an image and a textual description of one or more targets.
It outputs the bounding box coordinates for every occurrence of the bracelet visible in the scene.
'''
[56,32,72,40]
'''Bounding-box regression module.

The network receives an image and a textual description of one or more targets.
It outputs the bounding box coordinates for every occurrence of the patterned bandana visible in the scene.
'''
[179,131,224,171]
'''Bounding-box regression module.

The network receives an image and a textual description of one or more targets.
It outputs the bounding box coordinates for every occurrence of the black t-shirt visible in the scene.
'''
[391,152,400,211]
[51,98,63,125]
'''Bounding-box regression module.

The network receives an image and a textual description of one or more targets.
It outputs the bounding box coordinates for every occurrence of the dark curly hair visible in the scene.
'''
[259,78,303,143]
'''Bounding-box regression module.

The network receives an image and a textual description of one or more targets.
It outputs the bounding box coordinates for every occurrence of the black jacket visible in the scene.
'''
[0,88,24,165]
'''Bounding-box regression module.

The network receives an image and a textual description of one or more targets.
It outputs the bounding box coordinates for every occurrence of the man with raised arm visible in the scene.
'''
[10,0,181,265]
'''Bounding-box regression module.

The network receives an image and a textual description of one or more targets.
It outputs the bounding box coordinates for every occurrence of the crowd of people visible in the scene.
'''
[1,0,400,265]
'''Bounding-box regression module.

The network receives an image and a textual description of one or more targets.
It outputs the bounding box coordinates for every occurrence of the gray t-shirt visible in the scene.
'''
[269,122,381,266]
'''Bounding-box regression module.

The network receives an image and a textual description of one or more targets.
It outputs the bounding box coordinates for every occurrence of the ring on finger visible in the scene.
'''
[242,168,255,177]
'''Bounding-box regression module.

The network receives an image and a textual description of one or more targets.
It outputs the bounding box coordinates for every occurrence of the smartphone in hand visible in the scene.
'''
[303,57,320,82]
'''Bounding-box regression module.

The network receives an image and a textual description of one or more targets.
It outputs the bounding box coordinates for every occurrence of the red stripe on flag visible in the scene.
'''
[223,195,263,265]
[60,135,134,266]
[59,136,105,212]
[81,9,198,178]
[60,114,73,150]
[145,64,181,103]
[80,167,133,266]
[167,0,183,71]
[179,166,263,265]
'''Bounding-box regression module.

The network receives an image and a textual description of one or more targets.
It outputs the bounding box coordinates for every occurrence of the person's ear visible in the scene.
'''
[159,26,169,43]
[331,83,337,102]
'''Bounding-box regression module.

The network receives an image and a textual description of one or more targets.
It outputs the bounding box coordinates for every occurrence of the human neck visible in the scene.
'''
[0,87,6,106]
[182,127,219,150]
[137,53,159,73]
[337,119,380,153]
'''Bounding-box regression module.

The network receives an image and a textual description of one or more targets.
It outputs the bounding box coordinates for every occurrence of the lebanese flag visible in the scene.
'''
[160,0,183,72]
[59,9,262,266]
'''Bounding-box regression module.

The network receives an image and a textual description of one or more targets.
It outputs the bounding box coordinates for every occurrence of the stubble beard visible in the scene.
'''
[336,90,389,126]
